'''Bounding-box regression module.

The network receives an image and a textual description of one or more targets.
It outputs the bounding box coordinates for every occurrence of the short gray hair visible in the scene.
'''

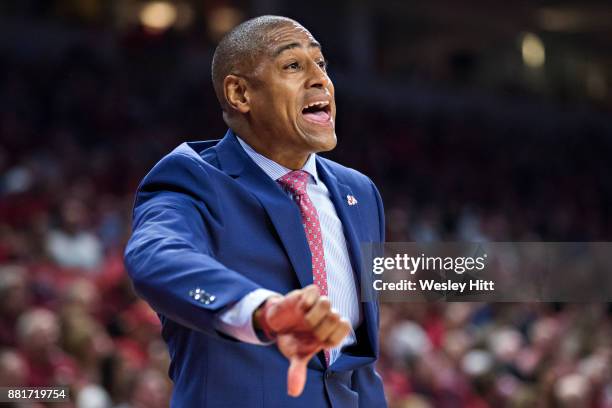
[211,15,301,110]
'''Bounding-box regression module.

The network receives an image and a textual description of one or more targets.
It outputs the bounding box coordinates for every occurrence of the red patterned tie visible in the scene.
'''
[278,170,330,365]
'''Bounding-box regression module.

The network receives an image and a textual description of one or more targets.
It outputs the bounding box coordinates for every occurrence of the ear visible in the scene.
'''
[224,75,250,114]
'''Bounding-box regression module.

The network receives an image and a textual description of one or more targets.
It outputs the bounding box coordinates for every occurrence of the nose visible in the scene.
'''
[305,60,330,89]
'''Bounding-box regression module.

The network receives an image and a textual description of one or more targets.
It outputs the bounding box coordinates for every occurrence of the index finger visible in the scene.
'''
[297,284,320,312]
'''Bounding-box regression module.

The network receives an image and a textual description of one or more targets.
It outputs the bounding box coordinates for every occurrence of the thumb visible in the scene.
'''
[287,355,309,397]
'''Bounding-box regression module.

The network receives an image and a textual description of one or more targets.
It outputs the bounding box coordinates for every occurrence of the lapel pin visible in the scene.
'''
[346,195,358,206]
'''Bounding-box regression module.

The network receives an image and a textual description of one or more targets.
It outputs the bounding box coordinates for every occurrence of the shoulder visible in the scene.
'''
[147,141,220,173]
[138,142,221,189]
[134,141,225,210]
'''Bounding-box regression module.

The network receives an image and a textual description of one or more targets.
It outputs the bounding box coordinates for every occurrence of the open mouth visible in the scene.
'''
[301,100,332,126]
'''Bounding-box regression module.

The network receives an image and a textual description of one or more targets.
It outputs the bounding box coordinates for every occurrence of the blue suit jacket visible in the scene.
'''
[124,130,387,407]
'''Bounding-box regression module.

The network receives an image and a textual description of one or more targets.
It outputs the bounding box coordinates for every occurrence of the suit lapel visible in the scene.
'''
[316,160,366,289]
[214,131,314,289]
[317,159,378,365]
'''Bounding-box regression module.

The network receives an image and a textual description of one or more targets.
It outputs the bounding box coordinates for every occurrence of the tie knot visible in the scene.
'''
[278,170,310,196]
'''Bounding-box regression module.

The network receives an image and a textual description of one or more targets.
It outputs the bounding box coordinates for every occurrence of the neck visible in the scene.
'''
[236,130,310,170]
[267,150,309,170]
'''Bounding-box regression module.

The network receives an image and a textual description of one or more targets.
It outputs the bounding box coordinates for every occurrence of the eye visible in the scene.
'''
[284,61,301,71]
[317,59,328,71]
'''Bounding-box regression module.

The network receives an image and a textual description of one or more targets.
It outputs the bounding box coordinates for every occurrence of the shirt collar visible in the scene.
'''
[236,135,319,184]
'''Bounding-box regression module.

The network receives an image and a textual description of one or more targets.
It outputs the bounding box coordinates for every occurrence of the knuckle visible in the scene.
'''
[314,330,326,342]
[304,314,317,329]
[328,313,340,324]
[317,297,331,310]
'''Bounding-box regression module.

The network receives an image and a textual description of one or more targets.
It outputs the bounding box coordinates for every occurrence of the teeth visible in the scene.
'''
[304,101,329,109]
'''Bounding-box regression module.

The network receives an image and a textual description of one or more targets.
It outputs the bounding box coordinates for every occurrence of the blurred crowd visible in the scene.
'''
[1,12,612,408]
[379,303,612,408]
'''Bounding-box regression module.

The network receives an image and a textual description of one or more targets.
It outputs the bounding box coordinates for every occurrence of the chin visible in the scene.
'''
[296,117,335,145]
[321,131,338,151]
[306,130,337,153]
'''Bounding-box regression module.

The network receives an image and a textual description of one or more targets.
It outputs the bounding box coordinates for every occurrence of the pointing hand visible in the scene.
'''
[253,285,351,397]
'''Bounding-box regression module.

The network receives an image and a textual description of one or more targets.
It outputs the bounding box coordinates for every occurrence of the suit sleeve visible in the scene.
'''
[124,153,261,339]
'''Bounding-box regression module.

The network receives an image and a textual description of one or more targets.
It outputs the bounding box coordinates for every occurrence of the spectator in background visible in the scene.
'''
[60,308,114,384]
[0,349,28,387]
[46,198,103,271]
[16,308,78,387]
[0,266,29,347]
[75,384,113,408]
[114,369,171,408]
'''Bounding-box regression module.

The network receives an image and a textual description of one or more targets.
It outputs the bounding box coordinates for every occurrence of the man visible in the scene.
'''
[124,15,386,408]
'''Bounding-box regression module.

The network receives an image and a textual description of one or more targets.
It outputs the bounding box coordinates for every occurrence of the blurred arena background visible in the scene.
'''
[1,1,611,407]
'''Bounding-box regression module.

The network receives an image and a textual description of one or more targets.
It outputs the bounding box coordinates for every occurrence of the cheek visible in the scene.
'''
[273,89,298,121]
[251,92,279,121]
[252,80,300,124]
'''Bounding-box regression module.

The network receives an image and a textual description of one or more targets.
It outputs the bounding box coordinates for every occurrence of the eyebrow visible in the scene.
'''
[272,41,321,57]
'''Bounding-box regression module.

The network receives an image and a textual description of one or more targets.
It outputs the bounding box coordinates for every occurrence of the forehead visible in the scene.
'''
[263,23,321,56]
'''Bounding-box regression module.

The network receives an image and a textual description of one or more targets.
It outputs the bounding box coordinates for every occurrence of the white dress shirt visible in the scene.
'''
[214,136,361,363]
